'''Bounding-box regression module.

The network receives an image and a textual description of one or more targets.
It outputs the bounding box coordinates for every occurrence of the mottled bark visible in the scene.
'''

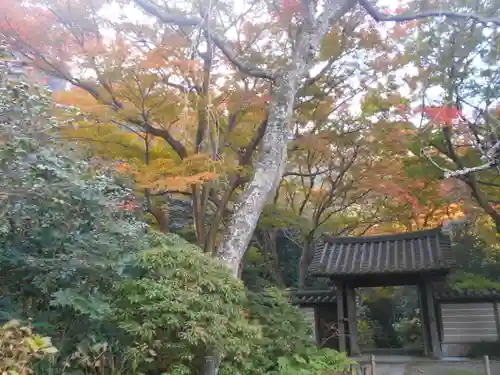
[216,84,290,275]
[298,235,315,288]
[216,3,355,276]
[134,0,355,276]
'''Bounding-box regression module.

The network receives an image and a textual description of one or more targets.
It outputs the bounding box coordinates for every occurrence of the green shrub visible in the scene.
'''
[0,47,148,375]
[394,316,422,347]
[221,288,352,375]
[273,348,354,375]
[108,235,353,375]
[109,234,260,375]
[0,320,57,375]
[226,288,313,375]
[450,271,500,291]
[357,319,375,348]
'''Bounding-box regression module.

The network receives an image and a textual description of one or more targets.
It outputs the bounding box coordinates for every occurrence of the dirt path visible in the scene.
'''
[405,360,500,375]
[404,361,500,375]
[375,364,407,375]
[352,356,500,375]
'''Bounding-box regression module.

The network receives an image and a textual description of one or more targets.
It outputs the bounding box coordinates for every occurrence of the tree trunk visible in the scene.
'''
[260,229,286,288]
[215,74,293,276]
[465,176,500,234]
[298,251,309,289]
[215,10,348,274]
[150,206,170,234]
[134,0,356,278]
[298,236,315,288]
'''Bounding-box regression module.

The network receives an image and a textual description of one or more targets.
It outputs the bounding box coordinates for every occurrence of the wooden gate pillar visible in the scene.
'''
[335,282,346,353]
[422,280,442,358]
[417,283,430,356]
[345,285,361,356]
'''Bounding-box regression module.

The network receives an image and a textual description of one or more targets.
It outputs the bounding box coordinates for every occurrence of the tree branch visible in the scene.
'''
[141,122,188,159]
[358,0,500,27]
[444,162,497,178]
[477,180,500,188]
[284,168,331,177]
[133,0,201,26]
[210,33,274,80]
[134,0,274,80]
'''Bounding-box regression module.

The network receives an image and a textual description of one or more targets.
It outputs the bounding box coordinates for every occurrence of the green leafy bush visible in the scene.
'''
[109,236,353,375]
[450,271,500,291]
[228,288,313,375]
[220,288,352,375]
[273,348,354,375]
[0,320,57,375]
[109,234,260,375]
[394,316,422,347]
[0,46,148,373]
[357,319,375,348]
[0,44,147,299]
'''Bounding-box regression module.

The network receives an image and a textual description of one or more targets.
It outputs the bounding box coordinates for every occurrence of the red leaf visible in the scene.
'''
[278,0,302,16]
[283,0,300,10]
[396,104,407,113]
[385,6,407,15]
[420,106,462,126]
[392,24,409,37]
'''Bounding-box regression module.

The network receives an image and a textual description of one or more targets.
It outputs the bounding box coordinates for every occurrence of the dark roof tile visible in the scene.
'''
[289,289,337,305]
[309,228,454,276]
[434,287,500,301]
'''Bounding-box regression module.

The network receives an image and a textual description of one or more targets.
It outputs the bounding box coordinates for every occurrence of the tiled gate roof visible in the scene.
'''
[289,289,337,305]
[309,228,454,277]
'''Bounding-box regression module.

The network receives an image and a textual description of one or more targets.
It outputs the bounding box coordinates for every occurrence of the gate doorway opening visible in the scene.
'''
[357,286,423,356]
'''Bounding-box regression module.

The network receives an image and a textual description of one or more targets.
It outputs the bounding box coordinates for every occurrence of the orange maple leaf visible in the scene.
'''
[420,106,462,127]
[396,104,407,113]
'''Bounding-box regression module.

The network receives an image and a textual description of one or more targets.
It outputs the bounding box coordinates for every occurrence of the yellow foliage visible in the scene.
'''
[54,88,110,116]
[62,121,220,192]
[131,154,218,192]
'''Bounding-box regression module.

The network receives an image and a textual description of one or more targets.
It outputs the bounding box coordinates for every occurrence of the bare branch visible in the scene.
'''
[283,168,332,177]
[358,0,500,27]
[444,162,497,178]
[477,180,500,188]
[163,79,199,94]
[210,33,274,80]
[141,122,188,159]
[134,0,274,80]
[134,0,201,26]
[486,140,500,160]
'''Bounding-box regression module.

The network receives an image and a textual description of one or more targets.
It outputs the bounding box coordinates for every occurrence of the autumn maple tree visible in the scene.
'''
[2,0,499,281]
[1,0,276,257]
[387,0,500,235]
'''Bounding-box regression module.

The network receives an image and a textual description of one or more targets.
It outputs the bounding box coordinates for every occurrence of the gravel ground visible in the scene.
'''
[351,356,499,375]
[405,360,500,375]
